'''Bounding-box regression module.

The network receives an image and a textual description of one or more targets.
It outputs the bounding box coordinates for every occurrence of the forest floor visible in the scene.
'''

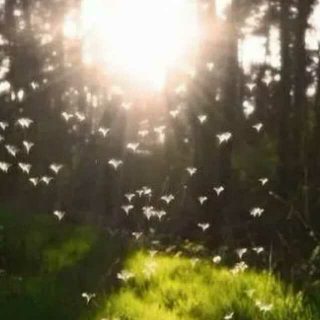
[0,210,319,320]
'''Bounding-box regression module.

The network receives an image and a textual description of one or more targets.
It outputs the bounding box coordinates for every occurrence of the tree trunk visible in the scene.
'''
[278,0,292,196]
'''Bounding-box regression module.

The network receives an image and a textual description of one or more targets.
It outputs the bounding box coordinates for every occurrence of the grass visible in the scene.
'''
[0,209,319,320]
[93,250,316,320]
[0,209,129,320]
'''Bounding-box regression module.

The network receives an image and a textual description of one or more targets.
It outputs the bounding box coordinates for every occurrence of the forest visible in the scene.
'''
[1,0,320,319]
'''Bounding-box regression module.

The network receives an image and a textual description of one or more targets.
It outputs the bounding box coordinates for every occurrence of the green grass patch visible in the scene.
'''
[0,209,129,320]
[94,250,316,320]
[0,209,319,320]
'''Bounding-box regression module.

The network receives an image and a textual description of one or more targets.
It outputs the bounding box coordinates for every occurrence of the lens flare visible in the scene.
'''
[80,0,198,90]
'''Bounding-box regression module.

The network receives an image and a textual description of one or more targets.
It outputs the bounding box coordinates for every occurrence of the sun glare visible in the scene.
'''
[216,0,232,19]
[80,0,199,90]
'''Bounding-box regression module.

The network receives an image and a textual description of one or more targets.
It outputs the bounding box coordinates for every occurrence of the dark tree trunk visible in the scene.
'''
[278,0,292,196]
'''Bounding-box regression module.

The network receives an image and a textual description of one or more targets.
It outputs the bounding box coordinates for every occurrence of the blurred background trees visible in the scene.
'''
[0,0,320,275]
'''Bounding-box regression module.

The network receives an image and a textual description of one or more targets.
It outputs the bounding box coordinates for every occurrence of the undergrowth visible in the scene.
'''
[0,209,319,320]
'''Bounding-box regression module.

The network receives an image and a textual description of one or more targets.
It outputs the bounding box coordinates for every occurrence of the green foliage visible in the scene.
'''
[94,250,314,320]
[0,209,100,274]
[0,209,128,320]
[0,210,318,320]
[42,226,98,273]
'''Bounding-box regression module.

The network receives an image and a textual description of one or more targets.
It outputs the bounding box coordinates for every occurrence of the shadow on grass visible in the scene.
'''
[0,209,131,320]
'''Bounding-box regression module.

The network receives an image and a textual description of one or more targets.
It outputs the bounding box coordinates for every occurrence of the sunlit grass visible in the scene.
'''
[0,210,319,320]
[94,250,315,320]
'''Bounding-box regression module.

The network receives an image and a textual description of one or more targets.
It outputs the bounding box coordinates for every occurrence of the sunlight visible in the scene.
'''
[63,17,78,39]
[306,0,320,50]
[80,0,198,90]
[216,0,232,19]
[239,36,266,72]
[239,27,280,73]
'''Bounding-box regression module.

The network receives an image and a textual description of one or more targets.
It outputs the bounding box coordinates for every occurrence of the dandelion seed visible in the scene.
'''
[160,194,175,204]
[75,112,85,122]
[142,186,152,196]
[108,159,123,170]
[53,210,65,221]
[262,71,273,86]
[197,222,210,231]
[41,176,53,185]
[49,163,63,174]
[186,167,197,176]
[121,204,134,215]
[18,162,31,174]
[252,122,263,132]
[132,232,143,240]
[213,186,224,196]
[0,121,8,131]
[138,129,149,138]
[30,82,39,90]
[198,114,207,124]
[81,292,96,305]
[213,255,221,264]
[207,62,214,71]
[143,206,155,220]
[224,312,234,320]
[127,143,139,152]
[250,207,264,218]
[61,112,74,122]
[243,100,255,118]
[117,270,134,282]
[149,250,158,258]
[23,141,34,154]
[143,260,158,278]
[0,162,11,173]
[198,196,208,205]
[252,246,264,254]
[246,83,256,92]
[16,117,33,129]
[125,193,135,202]
[169,109,180,118]
[154,125,166,135]
[98,127,110,137]
[259,177,268,186]
[5,145,19,157]
[217,132,232,144]
[245,288,256,298]
[256,300,273,312]
[236,248,247,259]
[29,177,40,186]
[155,210,166,220]
[231,261,248,274]
[165,245,176,253]
[17,89,24,102]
